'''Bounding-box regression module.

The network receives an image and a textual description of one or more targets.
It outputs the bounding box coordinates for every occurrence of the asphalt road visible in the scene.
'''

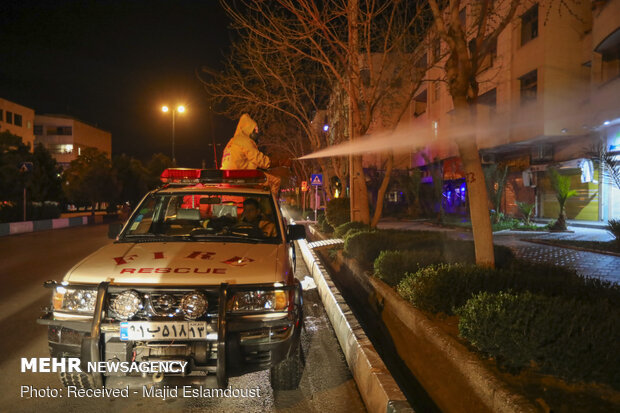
[0,224,365,413]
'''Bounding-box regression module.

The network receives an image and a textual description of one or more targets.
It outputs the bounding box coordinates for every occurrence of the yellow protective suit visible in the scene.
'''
[221,114,270,170]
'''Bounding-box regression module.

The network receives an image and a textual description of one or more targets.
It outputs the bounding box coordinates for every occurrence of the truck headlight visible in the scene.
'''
[110,290,143,320]
[228,290,288,312]
[180,291,208,319]
[53,286,97,314]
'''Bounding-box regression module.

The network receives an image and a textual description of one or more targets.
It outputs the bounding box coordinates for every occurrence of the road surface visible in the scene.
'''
[0,224,365,413]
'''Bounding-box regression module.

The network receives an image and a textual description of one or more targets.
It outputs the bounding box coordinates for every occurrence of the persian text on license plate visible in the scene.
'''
[120,321,208,341]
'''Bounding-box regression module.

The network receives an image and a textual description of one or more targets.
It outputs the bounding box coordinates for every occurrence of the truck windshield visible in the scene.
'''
[120,191,282,243]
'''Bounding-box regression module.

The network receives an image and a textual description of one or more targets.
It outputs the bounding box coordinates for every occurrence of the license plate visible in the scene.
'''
[120,321,208,341]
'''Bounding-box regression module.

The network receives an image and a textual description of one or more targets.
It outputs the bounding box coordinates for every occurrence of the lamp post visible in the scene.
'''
[162,105,185,164]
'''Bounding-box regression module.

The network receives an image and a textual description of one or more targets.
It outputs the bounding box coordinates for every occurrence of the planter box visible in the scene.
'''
[318,249,538,413]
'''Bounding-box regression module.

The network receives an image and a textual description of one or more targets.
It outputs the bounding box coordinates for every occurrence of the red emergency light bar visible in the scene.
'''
[160,168,267,184]
[160,168,201,183]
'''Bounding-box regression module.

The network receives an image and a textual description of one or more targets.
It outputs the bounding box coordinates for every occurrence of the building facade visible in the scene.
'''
[34,114,112,169]
[0,97,36,148]
[403,0,620,221]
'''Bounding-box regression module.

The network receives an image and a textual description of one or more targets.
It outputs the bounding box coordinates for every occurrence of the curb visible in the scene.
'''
[368,277,540,413]
[297,237,414,413]
[0,215,105,237]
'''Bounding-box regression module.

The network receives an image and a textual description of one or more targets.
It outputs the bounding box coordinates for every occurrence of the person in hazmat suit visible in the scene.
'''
[221,113,281,195]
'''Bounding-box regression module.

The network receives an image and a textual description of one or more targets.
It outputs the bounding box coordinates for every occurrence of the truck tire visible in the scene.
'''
[59,371,96,389]
[270,343,304,391]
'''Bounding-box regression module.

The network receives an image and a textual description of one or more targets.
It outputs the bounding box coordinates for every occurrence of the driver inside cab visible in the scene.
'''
[240,198,276,237]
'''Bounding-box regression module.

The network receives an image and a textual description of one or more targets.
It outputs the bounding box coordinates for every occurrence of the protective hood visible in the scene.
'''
[233,113,257,140]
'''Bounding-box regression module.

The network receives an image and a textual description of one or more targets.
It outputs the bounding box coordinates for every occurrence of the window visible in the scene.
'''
[478,88,497,107]
[459,8,466,29]
[34,125,43,135]
[14,114,22,127]
[360,68,370,87]
[0,109,3,122]
[46,126,73,135]
[596,28,620,82]
[519,70,537,104]
[433,81,441,102]
[415,53,428,69]
[6,111,13,124]
[432,38,441,62]
[412,89,427,117]
[521,4,538,46]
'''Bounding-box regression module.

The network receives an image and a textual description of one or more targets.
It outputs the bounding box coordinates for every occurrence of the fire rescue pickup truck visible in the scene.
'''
[38,169,306,391]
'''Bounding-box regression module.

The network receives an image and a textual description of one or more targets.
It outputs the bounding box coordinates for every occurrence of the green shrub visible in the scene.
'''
[374,250,443,286]
[344,230,446,264]
[397,261,620,315]
[457,291,620,388]
[315,210,332,233]
[397,264,499,314]
[325,198,350,229]
[608,219,620,246]
[334,221,369,238]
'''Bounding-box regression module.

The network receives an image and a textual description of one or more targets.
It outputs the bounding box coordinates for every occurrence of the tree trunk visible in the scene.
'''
[371,153,394,227]
[454,101,495,268]
[350,155,370,224]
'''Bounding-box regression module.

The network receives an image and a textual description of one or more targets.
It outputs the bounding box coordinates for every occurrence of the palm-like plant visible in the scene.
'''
[484,164,509,223]
[516,201,535,226]
[547,168,577,230]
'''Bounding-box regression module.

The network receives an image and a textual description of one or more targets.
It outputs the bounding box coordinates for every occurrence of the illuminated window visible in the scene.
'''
[521,4,538,46]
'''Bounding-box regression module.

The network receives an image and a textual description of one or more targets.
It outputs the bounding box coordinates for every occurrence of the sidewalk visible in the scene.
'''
[377,218,620,284]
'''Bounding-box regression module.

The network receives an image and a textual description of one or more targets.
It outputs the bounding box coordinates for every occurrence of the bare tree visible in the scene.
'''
[201,28,346,197]
[423,0,525,266]
[218,0,426,226]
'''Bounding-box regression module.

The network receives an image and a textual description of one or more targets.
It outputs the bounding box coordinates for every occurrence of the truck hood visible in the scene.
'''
[64,241,285,286]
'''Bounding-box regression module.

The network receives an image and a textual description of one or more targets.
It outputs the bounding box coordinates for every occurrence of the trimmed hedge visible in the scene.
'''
[334,221,370,239]
[344,230,447,264]
[325,197,350,229]
[397,261,620,315]
[457,291,620,388]
[374,249,443,286]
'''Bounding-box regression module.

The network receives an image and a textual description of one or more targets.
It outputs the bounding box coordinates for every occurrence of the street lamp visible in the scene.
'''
[161,105,186,164]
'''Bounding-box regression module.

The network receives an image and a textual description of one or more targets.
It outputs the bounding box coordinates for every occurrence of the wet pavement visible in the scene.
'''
[0,225,366,413]
[377,219,620,284]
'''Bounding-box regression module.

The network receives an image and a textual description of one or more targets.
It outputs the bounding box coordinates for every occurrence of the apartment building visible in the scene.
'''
[405,0,620,221]
[0,97,36,148]
[34,114,112,169]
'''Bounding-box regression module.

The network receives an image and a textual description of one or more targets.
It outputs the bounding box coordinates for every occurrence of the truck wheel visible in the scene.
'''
[270,343,304,391]
[59,371,95,389]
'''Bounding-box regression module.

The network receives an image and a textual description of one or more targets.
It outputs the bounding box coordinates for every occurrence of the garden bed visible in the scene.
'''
[320,225,620,412]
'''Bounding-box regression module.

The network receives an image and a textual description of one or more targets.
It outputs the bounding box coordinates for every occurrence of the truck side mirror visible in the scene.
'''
[286,224,306,241]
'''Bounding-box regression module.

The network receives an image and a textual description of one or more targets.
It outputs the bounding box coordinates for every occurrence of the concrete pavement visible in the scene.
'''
[377,219,620,284]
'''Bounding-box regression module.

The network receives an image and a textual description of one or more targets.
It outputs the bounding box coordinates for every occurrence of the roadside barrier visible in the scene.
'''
[0,215,105,236]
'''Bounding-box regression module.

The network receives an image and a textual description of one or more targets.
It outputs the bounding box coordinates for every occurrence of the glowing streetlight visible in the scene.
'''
[161,105,186,164]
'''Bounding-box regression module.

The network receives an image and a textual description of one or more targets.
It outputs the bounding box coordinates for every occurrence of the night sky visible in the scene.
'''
[0,0,237,168]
